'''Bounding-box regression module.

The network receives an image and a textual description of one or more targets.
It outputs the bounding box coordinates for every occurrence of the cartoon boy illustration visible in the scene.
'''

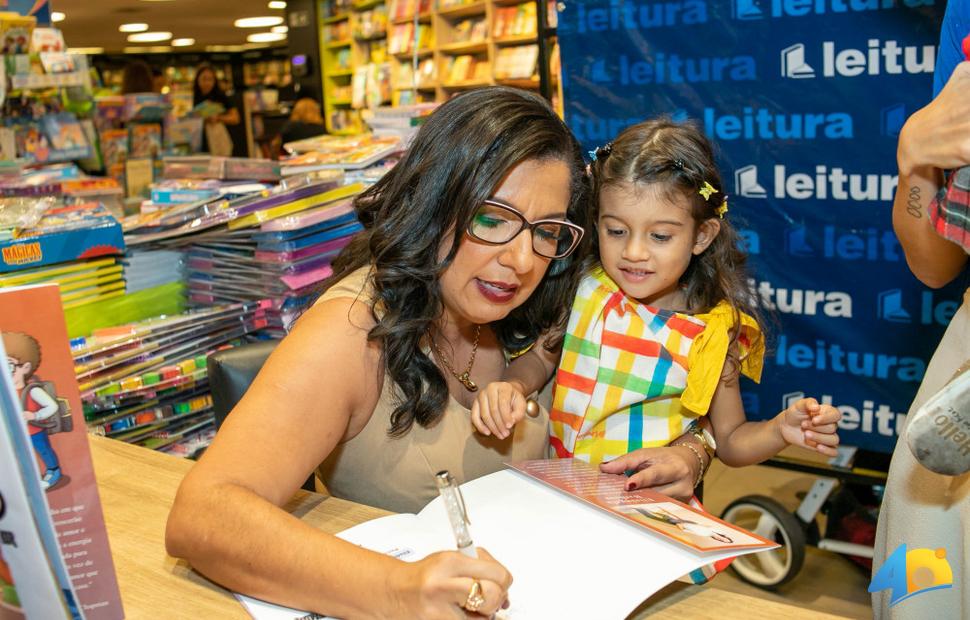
[3,332,62,491]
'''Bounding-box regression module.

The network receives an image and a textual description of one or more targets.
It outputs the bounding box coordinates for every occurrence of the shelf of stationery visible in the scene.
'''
[9,70,88,90]
[326,38,354,48]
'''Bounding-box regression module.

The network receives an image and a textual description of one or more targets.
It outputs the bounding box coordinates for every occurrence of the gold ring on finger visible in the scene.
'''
[463,579,485,613]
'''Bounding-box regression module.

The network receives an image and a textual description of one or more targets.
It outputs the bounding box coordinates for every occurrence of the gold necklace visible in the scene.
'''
[429,324,481,392]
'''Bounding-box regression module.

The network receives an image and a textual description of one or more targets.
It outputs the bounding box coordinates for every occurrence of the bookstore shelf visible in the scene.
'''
[354,31,389,41]
[322,12,351,23]
[392,11,433,24]
[392,48,434,59]
[494,34,538,46]
[319,0,562,130]
[441,78,491,89]
[439,41,489,55]
[437,1,488,19]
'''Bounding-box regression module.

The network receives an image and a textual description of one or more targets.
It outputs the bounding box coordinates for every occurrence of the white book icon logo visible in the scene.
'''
[781,43,816,79]
[735,165,767,199]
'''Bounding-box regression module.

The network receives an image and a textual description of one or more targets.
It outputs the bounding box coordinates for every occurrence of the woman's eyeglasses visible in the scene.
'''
[467,200,584,259]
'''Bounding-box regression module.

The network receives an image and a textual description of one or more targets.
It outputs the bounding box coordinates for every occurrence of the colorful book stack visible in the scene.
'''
[74,303,270,456]
[280,133,403,174]
[184,182,365,331]
[0,256,126,310]
[122,249,184,294]
[0,199,127,311]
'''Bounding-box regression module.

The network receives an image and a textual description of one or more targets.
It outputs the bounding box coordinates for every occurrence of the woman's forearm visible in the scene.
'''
[892,156,966,288]
[166,479,403,618]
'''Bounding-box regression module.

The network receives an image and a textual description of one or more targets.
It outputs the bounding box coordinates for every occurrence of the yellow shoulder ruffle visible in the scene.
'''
[681,301,765,415]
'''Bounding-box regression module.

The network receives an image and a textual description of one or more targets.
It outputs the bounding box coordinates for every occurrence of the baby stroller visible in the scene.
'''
[717,446,889,588]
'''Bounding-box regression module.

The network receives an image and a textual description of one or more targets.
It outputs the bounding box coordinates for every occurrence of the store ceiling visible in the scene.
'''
[53,0,289,53]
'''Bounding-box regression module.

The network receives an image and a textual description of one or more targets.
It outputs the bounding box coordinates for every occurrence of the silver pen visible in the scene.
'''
[435,470,477,558]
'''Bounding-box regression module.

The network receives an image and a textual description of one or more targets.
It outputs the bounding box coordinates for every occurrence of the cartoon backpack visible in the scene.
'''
[20,380,73,435]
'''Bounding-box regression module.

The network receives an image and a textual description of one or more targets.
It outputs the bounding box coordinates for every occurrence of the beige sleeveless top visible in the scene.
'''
[314,267,550,513]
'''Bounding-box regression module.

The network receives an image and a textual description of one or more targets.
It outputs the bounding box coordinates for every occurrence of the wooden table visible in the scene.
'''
[89,436,849,619]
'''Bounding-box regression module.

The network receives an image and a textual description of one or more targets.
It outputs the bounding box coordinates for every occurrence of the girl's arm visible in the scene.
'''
[705,346,841,467]
[470,330,562,438]
[166,298,511,618]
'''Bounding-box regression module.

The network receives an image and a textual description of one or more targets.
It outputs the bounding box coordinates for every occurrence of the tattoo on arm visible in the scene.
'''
[906,186,922,219]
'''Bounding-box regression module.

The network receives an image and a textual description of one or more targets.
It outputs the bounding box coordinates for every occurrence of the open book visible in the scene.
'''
[238,459,776,619]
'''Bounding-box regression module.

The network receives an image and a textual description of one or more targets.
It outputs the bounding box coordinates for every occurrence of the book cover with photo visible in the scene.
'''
[0,285,123,619]
[39,113,90,154]
[508,459,774,552]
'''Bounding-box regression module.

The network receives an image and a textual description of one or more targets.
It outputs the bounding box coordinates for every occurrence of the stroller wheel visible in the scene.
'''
[721,495,807,589]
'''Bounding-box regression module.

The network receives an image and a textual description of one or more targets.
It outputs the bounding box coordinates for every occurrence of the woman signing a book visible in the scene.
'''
[166,87,713,618]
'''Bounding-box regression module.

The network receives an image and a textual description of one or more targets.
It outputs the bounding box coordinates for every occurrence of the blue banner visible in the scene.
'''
[558,0,967,453]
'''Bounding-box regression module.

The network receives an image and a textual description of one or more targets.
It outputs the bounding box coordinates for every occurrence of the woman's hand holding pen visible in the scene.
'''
[390,549,512,619]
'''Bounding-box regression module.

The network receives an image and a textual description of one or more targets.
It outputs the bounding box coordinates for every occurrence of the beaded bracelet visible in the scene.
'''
[679,442,707,489]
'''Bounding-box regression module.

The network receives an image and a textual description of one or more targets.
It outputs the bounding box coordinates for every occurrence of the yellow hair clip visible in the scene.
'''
[716,198,729,219]
[699,181,717,200]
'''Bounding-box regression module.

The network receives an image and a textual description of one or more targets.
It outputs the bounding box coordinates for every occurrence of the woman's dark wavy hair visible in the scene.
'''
[320,86,589,436]
[587,117,763,377]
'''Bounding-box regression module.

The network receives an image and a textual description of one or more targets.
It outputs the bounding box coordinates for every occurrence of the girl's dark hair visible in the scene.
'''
[321,86,589,436]
[588,117,762,375]
[121,60,154,95]
[192,65,223,105]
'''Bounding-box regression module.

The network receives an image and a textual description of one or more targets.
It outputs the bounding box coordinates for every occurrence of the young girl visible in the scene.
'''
[471,117,842,481]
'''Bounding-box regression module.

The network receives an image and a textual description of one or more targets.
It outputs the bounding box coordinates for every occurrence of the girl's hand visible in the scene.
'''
[390,548,512,619]
[470,381,527,439]
[599,446,701,502]
[778,397,842,457]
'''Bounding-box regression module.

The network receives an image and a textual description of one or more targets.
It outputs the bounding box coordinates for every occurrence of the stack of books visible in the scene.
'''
[75,303,270,456]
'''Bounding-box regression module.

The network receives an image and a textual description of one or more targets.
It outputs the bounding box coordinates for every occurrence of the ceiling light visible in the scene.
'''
[127,31,173,42]
[246,32,287,43]
[51,12,66,22]
[234,16,284,28]
[119,23,149,32]
[268,1,287,8]
[271,25,288,33]
[68,47,104,54]
[172,38,195,47]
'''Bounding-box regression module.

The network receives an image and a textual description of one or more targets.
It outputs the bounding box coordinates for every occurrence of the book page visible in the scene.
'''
[415,469,768,619]
[237,513,445,620]
[238,466,777,620]
[508,459,776,552]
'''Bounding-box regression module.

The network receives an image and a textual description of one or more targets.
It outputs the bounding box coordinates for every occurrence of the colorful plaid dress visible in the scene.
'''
[550,267,764,466]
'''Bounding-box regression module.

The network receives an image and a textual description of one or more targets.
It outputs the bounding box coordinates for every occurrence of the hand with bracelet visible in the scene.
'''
[599,419,714,502]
